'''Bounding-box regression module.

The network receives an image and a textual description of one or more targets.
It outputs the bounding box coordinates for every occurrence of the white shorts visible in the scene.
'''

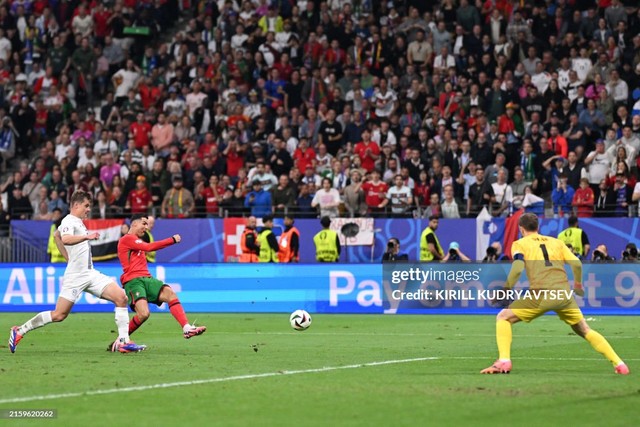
[60,270,115,303]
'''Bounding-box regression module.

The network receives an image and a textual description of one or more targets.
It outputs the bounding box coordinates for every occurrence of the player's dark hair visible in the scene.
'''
[130,213,148,223]
[428,215,439,221]
[568,216,578,227]
[70,190,92,206]
[262,214,274,224]
[518,213,539,231]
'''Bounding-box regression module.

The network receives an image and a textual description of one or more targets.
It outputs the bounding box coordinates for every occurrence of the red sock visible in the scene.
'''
[128,315,144,336]
[169,299,189,328]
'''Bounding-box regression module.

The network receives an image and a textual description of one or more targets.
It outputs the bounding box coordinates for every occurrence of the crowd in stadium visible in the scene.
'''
[0,0,639,226]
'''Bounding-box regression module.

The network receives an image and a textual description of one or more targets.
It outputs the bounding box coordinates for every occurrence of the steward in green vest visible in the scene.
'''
[314,216,341,262]
[141,216,157,262]
[258,215,280,262]
[48,224,66,263]
[557,216,590,258]
[420,216,444,262]
[48,211,66,263]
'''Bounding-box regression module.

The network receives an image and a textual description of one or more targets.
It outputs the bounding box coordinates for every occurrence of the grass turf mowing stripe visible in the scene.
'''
[0,357,439,404]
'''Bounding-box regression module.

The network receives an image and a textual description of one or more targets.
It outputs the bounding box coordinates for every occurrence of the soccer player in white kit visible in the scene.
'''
[8,191,146,353]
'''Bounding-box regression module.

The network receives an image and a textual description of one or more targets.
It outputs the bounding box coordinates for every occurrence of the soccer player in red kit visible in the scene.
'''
[110,214,206,350]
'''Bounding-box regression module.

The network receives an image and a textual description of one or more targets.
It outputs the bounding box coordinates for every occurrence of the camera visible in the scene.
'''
[622,244,638,261]
[486,246,497,257]
[387,241,396,251]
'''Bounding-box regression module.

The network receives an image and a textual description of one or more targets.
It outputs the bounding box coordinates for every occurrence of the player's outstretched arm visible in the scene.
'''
[563,244,584,296]
[61,233,99,245]
[54,231,69,262]
[567,258,584,296]
[504,257,525,289]
[121,234,178,253]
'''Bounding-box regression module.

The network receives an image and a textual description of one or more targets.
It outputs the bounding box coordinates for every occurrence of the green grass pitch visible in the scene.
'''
[0,313,637,427]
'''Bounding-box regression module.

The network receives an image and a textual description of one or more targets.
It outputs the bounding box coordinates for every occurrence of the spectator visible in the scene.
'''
[271,175,297,217]
[572,178,595,218]
[491,169,513,217]
[385,174,413,218]
[126,175,153,215]
[161,175,194,218]
[441,184,460,219]
[611,173,632,217]
[467,166,494,217]
[311,178,341,218]
[244,180,272,218]
[552,175,576,218]
[362,170,388,217]
[343,170,367,217]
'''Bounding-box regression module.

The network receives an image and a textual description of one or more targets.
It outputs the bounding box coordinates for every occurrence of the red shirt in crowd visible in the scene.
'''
[226,150,244,177]
[201,185,226,214]
[127,188,152,214]
[293,147,316,172]
[130,121,152,149]
[354,141,380,173]
[362,180,388,208]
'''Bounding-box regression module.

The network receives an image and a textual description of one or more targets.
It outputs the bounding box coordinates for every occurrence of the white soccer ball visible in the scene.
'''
[289,309,312,331]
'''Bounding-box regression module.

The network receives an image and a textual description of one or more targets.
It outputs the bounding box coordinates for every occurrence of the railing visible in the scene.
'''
[1,224,49,263]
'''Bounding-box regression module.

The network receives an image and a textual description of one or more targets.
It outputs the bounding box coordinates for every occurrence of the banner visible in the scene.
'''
[85,219,125,261]
[2,263,639,315]
[331,217,375,245]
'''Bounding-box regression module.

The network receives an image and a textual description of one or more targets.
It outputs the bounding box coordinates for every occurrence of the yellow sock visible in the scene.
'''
[496,319,512,360]
[585,330,623,367]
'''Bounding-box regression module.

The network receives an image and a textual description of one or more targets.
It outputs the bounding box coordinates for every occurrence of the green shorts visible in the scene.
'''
[124,277,167,308]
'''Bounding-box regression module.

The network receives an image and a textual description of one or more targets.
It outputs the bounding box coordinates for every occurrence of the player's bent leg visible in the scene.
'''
[158,286,206,339]
[481,309,521,374]
[101,283,147,353]
[10,297,73,353]
[571,318,629,375]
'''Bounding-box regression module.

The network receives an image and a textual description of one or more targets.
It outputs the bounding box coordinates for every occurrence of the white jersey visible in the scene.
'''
[58,214,93,275]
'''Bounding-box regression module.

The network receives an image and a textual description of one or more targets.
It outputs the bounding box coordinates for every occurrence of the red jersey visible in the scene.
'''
[362,181,388,207]
[201,185,225,214]
[293,147,315,172]
[354,141,380,172]
[118,234,175,285]
[127,188,152,214]
[130,122,152,149]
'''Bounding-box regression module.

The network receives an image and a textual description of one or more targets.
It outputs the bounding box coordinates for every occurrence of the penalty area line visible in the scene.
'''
[0,357,439,405]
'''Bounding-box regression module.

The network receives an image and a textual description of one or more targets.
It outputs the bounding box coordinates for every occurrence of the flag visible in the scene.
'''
[476,207,504,259]
[476,208,523,259]
[85,219,125,261]
[503,209,524,259]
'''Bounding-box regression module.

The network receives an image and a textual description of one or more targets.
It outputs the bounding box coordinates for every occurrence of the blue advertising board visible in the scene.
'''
[1,263,639,315]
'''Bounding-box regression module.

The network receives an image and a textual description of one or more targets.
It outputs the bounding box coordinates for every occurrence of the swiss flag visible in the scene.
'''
[223,218,249,262]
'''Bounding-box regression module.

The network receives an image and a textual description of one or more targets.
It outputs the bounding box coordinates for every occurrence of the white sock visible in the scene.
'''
[18,311,53,335]
[182,324,192,333]
[115,307,130,342]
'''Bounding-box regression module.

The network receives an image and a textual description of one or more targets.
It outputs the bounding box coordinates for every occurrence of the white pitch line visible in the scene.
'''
[450,356,640,362]
[0,357,438,405]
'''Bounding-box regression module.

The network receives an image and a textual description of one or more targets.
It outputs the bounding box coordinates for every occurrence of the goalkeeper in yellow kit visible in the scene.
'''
[481,213,629,375]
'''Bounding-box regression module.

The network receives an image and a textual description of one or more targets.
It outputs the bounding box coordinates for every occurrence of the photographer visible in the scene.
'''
[621,243,638,262]
[482,242,510,262]
[442,241,471,262]
[592,244,615,262]
[382,238,409,262]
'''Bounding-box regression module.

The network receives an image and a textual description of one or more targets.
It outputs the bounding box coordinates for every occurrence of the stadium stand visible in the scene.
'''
[0,0,639,229]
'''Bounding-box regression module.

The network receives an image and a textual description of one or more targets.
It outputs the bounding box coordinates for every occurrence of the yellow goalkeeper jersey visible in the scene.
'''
[511,233,579,290]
